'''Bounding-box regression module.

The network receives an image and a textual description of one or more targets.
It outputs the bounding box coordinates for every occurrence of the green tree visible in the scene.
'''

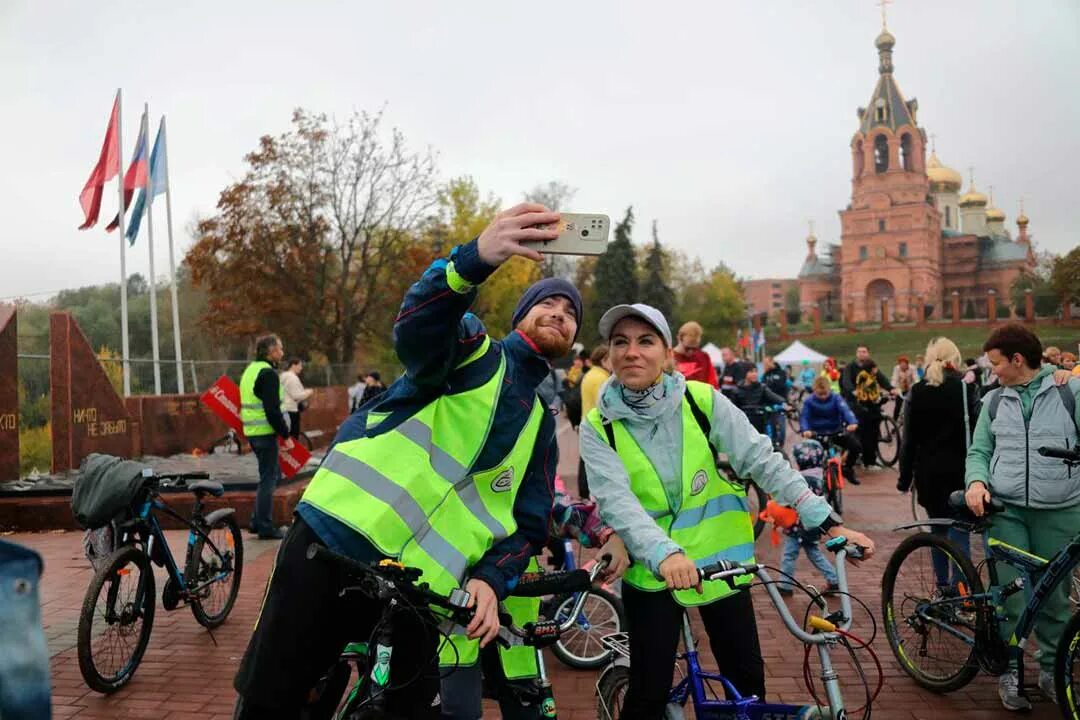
[1051,247,1080,305]
[1011,271,1059,319]
[639,221,676,322]
[784,285,802,324]
[676,264,744,348]
[587,206,639,345]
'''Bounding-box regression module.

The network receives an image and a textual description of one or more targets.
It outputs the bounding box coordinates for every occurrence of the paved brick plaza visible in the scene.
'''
[19,425,1058,719]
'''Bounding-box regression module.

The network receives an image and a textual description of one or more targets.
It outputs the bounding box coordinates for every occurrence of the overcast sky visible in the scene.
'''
[1,0,1077,301]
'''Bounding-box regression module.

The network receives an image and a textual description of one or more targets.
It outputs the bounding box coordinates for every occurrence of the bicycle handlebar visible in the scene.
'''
[1038,445,1080,462]
[307,543,610,647]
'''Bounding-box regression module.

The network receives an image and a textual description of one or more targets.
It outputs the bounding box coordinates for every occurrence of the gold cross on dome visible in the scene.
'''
[988,185,995,204]
[878,0,893,29]
[968,166,976,188]
[929,133,937,153]
[807,219,815,236]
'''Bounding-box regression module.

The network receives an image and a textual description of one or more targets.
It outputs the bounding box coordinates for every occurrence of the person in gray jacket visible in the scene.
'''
[965,324,1080,711]
[580,303,875,719]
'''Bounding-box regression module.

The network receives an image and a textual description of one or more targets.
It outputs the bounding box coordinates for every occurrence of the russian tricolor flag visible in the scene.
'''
[125,117,168,245]
[106,113,149,233]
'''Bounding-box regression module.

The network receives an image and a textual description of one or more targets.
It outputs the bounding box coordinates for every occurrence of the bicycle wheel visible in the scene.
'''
[187,513,244,628]
[1057,609,1080,720]
[746,482,767,540]
[1071,563,1080,609]
[878,416,900,467]
[77,545,156,693]
[596,665,630,720]
[881,532,981,692]
[550,588,626,670]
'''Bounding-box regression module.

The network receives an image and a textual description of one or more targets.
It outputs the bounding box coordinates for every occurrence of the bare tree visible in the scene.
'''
[524,180,578,279]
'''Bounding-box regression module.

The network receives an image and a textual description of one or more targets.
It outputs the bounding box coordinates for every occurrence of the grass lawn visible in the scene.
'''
[784,325,1080,363]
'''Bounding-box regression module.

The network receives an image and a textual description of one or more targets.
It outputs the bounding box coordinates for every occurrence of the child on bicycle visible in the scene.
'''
[799,375,862,484]
[776,440,839,597]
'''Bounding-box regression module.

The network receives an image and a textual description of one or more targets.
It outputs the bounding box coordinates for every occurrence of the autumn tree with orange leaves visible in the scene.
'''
[186,109,438,363]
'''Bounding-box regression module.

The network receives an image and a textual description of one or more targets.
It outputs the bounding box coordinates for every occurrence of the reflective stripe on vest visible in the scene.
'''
[239,361,283,437]
[586,380,755,607]
[301,348,546,597]
[438,557,541,679]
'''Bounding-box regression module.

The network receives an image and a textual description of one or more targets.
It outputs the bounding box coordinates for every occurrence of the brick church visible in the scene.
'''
[796,21,1035,323]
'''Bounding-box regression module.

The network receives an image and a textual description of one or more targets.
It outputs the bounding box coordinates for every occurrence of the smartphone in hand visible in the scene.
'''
[526,213,610,255]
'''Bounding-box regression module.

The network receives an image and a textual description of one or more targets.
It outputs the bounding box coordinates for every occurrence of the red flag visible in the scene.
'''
[78,93,122,230]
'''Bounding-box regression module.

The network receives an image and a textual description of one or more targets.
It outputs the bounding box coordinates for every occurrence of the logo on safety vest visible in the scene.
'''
[691,470,709,495]
[491,468,514,493]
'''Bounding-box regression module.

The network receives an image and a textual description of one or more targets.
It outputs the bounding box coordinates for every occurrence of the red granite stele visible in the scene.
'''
[50,312,135,472]
[0,305,17,481]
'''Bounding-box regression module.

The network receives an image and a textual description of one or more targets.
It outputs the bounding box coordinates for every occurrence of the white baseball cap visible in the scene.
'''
[598,304,673,347]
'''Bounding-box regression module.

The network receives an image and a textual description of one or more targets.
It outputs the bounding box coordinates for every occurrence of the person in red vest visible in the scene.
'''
[673,321,718,388]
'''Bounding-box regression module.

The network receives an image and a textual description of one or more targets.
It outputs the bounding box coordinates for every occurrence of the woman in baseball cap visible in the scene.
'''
[581,303,877,717]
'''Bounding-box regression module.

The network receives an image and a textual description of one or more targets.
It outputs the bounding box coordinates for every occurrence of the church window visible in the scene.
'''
[878,219,886,232]
[899,242,908,257]
[874,134,889,173]
[900,133,913,171]
[874,97,887,123]
[859,246,868,260]
[945,206,952,228]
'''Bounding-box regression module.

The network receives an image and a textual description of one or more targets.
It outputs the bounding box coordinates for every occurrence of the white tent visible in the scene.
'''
[701,342,724,366]
[773,340,829,366]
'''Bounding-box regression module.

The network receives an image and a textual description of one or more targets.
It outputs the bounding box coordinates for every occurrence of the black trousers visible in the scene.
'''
[854,404,880,465]
[287,410,301,439]
[832,432,862,483]
[577,457,590,499]
[621,585,765,720]
[234,517,441,719]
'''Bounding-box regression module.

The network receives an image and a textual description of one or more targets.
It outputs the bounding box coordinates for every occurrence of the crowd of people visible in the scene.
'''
[217,203,1079,718]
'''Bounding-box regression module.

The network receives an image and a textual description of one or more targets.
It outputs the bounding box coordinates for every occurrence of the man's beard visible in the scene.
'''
[518,320,574,359]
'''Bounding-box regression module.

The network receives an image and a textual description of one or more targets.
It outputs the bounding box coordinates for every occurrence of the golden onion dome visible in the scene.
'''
[876,29,896,50]
[986,205,1006,222]
[926,152,963,192]
[959,184,988,208]
[1017,213,1030,226]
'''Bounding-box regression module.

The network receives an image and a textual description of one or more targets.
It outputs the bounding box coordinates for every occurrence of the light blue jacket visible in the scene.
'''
[0,539,51,719]
[580,373,833,577]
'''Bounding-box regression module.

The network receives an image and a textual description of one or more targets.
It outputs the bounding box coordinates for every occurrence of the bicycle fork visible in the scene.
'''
[814,644,845,720]
[535,648,558,718]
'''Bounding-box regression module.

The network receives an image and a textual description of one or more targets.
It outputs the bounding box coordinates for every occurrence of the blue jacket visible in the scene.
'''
[0,540,51,719]
[799,392,858,434]
[297,239,557,600]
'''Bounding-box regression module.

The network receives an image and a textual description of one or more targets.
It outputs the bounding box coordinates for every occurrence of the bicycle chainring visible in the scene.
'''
[162,576,180,611]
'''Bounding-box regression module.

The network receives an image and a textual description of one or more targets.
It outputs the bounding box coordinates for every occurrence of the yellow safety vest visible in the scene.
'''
[301,339,545,600]
[586,381,755,606]
[240,361,283,437]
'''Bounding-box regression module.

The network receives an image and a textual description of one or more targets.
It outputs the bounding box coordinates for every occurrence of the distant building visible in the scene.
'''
[786,21,1035,323]
[745,278,799,319]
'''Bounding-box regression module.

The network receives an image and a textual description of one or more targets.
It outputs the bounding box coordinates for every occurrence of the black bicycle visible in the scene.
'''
[882,445,1080,719]
[298,545,611,720]
[876,398,901,467]
[77,470,243,693]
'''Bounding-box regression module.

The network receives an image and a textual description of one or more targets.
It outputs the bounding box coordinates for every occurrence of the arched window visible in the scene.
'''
[854,140,865,176]
[900,133,913,171]
[945,206,952,228]
[874,135,889,173]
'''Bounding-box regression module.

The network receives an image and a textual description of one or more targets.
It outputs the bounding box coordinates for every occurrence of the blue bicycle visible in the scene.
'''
[543,537,627,669]
[596,538,871,720]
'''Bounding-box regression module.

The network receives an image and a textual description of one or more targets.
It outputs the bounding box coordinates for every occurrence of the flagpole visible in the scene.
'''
[115,89,131,396]
[161,116,185,393]
[142,104,162,395]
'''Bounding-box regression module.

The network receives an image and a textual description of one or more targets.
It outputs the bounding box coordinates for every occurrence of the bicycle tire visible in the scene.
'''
[786,407,802,434]
[881,532,981,692]
[825,464,842,515]
[550,588,626,670]
[187,514,244,629]
[1056,609,1080,720]
[77,545,156,693]
[878,416,900,467]
[596,665,630,720]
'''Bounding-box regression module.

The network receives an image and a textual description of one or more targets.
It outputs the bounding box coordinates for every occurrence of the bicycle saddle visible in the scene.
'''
[189,480,225,497]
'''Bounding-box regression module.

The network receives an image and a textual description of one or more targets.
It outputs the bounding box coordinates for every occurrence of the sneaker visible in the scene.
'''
[826,582,840,593]
[998,670,1032,711]
[847,475,862,485]
[257,526,286,540]
[1038,669,1057,704]
[778,587,794,597]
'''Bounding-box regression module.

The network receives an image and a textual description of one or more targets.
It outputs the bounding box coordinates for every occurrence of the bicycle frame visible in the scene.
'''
[905,527,1080,658]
